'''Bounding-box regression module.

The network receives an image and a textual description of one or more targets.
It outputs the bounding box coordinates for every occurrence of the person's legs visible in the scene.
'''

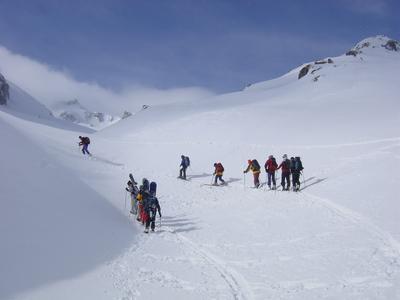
[272,172,276,187]
[267,172,272,187]
[254,172,260,187]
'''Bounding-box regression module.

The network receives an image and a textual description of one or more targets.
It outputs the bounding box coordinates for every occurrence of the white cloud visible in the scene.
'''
[0,45,214,115]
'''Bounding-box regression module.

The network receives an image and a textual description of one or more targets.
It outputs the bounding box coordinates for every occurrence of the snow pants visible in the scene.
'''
[281,172,291,190]
[145,209,157,231]
[214,175,225,185]
[292,172,301,189]
[253,172,260,187]
[267,171,276,187]
[179,167,187,179]
[82,144,91,155]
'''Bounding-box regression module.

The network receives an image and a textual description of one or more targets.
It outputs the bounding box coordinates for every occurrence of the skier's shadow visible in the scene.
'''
[225,177,241,184]
[300,177,327,191]
[159,215,200,233]
[187,173,213,180]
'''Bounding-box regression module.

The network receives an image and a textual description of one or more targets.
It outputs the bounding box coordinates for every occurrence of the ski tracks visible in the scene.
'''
[303,192,400,278]
[162,225,254,300]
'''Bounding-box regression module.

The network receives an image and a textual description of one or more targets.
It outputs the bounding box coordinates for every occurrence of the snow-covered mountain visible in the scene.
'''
[0,35,399,300]
[51,98,120,130]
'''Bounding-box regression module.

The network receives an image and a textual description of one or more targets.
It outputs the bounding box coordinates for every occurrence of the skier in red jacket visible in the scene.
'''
[277,154,291,191]
[213,162,226,185]
[264,155,278,190]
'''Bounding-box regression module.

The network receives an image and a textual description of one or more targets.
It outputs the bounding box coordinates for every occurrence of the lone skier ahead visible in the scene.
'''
[179,155,190,180]
[78,136,91,156]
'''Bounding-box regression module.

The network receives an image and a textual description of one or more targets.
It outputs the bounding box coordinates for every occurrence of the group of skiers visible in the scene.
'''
[178,154,303,191]
[244,155,304,191]
[125,174,162,233]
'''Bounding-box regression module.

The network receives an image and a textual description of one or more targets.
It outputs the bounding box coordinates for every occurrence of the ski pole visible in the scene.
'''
[211,174,215,185]
[124,190,127,210]
[243,173,246,189]
[302,171,305,188]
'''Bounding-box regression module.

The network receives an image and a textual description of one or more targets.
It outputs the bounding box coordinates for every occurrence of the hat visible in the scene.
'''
[268,155,273,159]
[282,154,288,159]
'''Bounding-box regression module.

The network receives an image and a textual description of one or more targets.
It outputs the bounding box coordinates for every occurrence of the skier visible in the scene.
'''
[277,154,291,191]
[136,178,150,223]
[143,194,162,233]
[125,180,139,214]
[292,156,304,191]
[179,155,190,180]
[264,155,278,190]
[78,136,91,156]
[213,162,225,185]
[243,159,261,188]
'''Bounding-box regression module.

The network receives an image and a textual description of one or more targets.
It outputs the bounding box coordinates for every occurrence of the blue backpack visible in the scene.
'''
[185,156,190,167]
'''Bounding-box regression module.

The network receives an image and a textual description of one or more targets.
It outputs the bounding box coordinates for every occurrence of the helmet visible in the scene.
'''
[282,154,288,159]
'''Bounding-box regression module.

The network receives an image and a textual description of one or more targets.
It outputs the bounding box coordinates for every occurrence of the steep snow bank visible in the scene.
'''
[0,113,133,299]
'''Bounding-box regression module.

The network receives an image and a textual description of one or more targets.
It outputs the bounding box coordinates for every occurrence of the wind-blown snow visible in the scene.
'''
[0,35,399,300]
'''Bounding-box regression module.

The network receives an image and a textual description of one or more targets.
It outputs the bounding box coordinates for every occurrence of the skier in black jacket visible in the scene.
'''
[143,195,161,233]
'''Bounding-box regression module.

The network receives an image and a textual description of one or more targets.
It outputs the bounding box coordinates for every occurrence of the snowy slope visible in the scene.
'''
[0,36,399,300]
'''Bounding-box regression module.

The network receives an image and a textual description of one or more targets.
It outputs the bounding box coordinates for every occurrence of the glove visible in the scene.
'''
[125,188,129,192]
[159,213,162,218]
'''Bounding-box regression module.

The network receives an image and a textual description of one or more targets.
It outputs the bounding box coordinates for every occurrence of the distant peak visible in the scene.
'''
[346,35,399,56]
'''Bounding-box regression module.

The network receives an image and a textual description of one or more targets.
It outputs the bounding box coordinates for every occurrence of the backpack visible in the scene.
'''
[149,181,157,196]
[294,158,303,172]
[185,156,190,167]
[84,137,90,144]
[146,196,159,218]
[271,157,277,168]
[141,178,150,192]
[283,159,290,169]
[252,159,260,171]
[216,163,224,172]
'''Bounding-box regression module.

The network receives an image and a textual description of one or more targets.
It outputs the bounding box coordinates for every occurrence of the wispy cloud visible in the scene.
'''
[0,45,214,115]
[341,0,388,16]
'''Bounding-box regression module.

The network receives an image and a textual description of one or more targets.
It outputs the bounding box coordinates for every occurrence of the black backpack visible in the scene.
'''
[83,137,90,144]
[150,181,157,196]
[294,157,303,171]
[252,159,261,171]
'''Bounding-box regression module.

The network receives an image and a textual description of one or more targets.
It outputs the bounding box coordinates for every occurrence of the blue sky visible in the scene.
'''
[0,0,399,93]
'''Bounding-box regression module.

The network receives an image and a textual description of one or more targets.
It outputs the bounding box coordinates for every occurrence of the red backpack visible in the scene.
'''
[216,163,224,172]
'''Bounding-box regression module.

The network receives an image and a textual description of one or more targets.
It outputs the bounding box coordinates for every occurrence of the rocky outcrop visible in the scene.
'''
[384,40,399,51]
[0,73,10,105]
[298,64,311,79]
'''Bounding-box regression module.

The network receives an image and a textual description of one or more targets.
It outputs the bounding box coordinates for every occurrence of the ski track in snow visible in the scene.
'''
[303,191,400,270]
[162,225,254,300]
